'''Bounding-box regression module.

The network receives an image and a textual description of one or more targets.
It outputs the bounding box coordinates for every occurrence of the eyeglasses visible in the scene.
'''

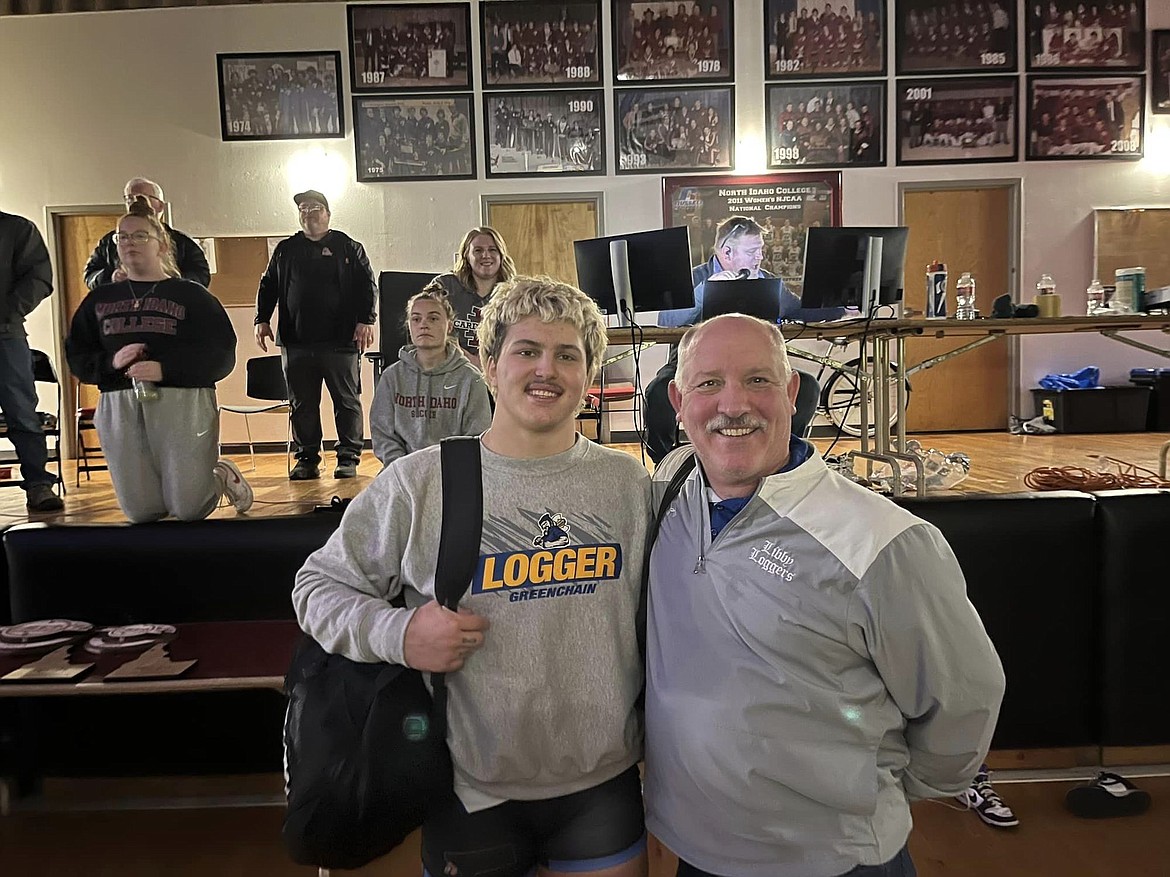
[124,194,162,206]
[113,231,157,245]
[298,204,325,215]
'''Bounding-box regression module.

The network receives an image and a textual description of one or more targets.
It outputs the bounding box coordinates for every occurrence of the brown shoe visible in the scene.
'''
[25,483,64,513]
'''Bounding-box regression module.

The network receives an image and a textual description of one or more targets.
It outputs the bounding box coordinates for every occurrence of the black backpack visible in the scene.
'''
[282,437,482,870]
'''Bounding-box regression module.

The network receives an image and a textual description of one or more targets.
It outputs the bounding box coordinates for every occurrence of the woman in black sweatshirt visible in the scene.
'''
[66,198,253,522]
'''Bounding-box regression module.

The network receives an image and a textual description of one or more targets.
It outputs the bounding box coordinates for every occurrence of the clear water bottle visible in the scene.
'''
[1086,278,1106,315]
[955,272,977,319]
[133,378,161,402]
[1035,273,1060,318]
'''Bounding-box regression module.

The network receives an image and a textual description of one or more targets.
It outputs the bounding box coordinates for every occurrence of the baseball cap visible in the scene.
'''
[293,190,330,212]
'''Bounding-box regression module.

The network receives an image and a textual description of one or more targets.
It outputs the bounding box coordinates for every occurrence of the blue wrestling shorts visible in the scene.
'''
[421,764,646,877]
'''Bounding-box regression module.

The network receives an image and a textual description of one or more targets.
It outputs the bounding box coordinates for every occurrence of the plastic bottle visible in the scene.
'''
[1035,273,1060,318]
[926,260,947,318]
[133,378,161,402]
[1086,278,1105,315]
[955,272,977,319]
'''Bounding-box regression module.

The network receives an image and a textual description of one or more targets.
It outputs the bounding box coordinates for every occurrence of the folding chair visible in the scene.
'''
[220,356,292,472]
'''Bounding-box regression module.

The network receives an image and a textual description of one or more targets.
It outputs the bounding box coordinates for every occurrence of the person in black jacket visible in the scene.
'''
[0,209,64,512]
[83,177,210,290]
[66,198,252,523]
[255,190,377,481]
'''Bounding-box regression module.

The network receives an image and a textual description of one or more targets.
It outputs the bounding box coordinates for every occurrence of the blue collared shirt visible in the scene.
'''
[708,436,813,537]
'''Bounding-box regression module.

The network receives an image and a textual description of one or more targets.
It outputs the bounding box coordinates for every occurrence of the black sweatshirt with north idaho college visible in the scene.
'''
[66,278,237,391]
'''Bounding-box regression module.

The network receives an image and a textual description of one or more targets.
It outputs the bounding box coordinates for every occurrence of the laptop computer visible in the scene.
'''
[701,278,783,323]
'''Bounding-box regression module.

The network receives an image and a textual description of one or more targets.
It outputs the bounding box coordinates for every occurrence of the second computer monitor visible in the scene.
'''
[800,226,909,313]
[573,226,695,319]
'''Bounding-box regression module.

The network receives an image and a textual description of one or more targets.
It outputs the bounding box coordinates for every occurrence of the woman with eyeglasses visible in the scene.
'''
[432,226,517,370]
[65,197,254,523]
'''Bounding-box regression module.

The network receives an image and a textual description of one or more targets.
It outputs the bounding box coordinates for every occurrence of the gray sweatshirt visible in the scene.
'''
[369,342,492,465]
[645,446,1005,876]
[292,436,652,803]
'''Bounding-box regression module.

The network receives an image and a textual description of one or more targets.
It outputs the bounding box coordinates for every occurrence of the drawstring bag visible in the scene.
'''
[282,437,482,869]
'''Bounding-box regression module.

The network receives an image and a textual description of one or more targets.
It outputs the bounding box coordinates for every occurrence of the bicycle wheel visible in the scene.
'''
[821,357,908,438]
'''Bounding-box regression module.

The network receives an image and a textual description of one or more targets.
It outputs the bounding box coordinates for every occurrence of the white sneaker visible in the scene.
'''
[214,459,254,513]
[957,768,1019,828]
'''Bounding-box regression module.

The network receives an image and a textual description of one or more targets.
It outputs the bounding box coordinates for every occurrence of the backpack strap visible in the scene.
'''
[431,436,484,733]
[435,436,483,609]
[636,448,698,676]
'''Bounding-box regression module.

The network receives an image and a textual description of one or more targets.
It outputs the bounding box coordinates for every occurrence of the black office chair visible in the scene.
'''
[220,356,292,472]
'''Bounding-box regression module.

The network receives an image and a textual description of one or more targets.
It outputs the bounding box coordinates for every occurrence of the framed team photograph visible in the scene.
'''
[1153,30,1170,115]
[1026,0,1145,72]
[896,77,1018,165]
[766,0,886,80]
[616,85,734,173]
[613,0,734,83]
[217,52,343,141]
[662,172,842,297]
[894,0,1017,74]
[765,81,886,169]
[484,89,605,177]
[1026,75,1144,161]
[480,1,601,88]
[347,2,473,93]
[353,94,476,181]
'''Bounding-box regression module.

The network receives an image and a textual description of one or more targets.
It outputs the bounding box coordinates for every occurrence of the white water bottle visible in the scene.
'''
[1086,279,1105,315]
[133,378,161,402]
[955,272,977,319]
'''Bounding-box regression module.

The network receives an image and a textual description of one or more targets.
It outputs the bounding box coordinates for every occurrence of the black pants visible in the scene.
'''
[677,843,916,877]
[644,345,820,464]
[282,346,363,464]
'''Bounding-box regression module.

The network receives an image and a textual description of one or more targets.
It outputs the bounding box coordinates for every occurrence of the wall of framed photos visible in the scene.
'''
[330,0,1160,181]
[1,0,1169,412]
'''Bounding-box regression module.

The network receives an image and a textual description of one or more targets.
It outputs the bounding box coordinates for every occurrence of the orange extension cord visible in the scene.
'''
[1024,456,1170,491]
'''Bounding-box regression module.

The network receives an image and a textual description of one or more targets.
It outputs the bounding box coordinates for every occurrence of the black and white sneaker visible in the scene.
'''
[1065,771,1151,819]
[957,766,1020,828]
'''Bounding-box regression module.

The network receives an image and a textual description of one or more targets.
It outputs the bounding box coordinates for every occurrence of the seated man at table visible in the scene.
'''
[645,215,844,463]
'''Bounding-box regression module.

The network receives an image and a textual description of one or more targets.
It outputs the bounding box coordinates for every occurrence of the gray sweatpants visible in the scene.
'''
[95,386,221,524]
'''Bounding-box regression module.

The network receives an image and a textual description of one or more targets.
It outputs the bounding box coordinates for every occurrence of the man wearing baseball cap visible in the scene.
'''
[255,190,377,480]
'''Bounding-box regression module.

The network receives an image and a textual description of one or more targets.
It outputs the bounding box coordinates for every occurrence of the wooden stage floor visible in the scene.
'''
[3,430,1167,526]
[1,432,1168,874]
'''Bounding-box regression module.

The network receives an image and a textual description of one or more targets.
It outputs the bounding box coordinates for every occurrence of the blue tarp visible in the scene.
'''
[1039,366,1100,391]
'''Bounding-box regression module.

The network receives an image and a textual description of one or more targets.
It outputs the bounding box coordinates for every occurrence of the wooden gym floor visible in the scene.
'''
[1,431,1168,875]
[2,429,1168,525]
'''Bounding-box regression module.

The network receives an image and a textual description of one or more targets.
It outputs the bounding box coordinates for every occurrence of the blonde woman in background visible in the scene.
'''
[370,283,491,467]
[432,226,516,369]
[66,197,252,522]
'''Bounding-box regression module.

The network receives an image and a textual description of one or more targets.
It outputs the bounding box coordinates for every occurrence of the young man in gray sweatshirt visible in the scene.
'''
[293,276,652,877]
[645,314,1005,877]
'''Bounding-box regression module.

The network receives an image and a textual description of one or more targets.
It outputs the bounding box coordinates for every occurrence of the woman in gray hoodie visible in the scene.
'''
[370,285,492,466]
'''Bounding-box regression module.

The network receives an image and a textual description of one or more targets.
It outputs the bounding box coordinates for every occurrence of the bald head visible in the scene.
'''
[123,178,166,216]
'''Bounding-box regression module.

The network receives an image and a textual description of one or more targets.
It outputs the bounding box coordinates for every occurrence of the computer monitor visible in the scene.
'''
[800,226,909,313]
[701,278,783,323]
[573,226,695,323]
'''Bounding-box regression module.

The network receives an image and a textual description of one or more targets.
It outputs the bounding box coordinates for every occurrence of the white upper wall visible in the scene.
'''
[2,0,1168,409]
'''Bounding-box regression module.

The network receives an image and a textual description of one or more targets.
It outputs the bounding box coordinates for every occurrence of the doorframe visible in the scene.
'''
[896,178,1023,418]
[480,191,606,235]
[45,203,124,457]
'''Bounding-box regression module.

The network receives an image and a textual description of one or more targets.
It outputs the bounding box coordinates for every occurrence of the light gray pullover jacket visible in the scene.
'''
[644,445,1005,877]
